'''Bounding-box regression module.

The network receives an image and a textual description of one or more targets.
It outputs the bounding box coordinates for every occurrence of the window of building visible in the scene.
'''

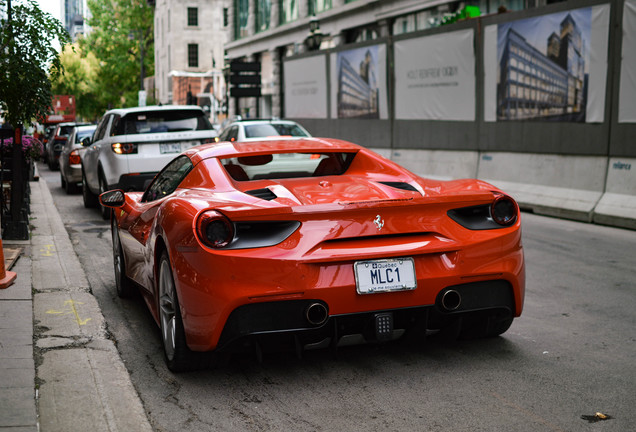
[280,0,299,25]
[188,44,199,68]
[235,0,249,38]
[256,0,271,33]
[187,7,198,26]
[309,0,332,15]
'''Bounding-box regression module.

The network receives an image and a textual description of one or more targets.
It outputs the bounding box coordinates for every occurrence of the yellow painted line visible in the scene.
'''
[46,299,92,326]
[40,244,55,256]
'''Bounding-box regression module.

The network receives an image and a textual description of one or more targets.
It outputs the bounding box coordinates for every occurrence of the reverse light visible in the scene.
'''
[68,150,81,165]
[112,142,138,154]
[491,194,518,226]
[196,210,234,248]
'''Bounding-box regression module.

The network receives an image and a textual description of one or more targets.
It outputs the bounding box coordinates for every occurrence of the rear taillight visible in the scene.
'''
[69,150,81,165]
[195,210,234,248]
[491,194,518,226]
[112,142,138,154]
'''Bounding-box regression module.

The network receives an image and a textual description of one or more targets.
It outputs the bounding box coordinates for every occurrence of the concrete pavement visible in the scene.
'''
[1,175,152,431]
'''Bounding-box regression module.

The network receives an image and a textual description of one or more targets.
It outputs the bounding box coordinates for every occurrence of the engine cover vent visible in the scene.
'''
[245,188,277,201]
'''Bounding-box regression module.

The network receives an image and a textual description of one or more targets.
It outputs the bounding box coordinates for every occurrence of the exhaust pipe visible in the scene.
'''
[441,290,462,311]
[305,302,329,326]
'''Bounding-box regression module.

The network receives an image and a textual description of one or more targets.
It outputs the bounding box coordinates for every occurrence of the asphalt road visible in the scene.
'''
[39,164,636,432]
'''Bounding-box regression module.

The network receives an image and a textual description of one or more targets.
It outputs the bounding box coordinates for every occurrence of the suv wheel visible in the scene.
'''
[99,173,111,220]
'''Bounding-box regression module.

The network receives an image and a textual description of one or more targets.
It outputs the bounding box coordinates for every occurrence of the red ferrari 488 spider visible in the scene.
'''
[100,137,525,371]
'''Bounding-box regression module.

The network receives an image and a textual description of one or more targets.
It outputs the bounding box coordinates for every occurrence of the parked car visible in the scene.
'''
[216,118,311,142]
[99,137,525,372]
[59,124,96,194]
[46,122,89,170]
[41,125,57,164]
[82,105,217,219]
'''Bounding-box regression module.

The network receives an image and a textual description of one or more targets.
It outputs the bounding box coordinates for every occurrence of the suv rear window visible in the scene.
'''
[112,109,213,136]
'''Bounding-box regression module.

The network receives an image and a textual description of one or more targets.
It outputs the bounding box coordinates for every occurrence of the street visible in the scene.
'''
[38,163,636,432]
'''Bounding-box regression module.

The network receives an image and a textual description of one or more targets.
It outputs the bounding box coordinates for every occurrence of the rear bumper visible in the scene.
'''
[215,279,515,353]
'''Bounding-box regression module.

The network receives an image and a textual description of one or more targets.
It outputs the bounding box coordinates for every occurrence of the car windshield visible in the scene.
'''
[244,123,309,138]
[222,151,356,181]
[113,109,213,135]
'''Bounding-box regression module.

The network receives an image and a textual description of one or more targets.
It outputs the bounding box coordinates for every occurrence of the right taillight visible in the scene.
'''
[195,210,234,249]
[491,194,518,226]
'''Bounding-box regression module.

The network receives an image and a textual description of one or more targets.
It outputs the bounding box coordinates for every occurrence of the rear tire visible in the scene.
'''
[60,172,66,190]
[111,218,135,298]
[158,251,202,372]
[459,315,514,339]
[82,168,99,208]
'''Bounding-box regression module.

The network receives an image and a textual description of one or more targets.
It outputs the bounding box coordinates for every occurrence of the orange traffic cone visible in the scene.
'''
[0,238,17,289]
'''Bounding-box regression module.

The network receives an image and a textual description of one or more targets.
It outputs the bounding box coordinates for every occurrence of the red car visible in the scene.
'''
[100,138,525,371]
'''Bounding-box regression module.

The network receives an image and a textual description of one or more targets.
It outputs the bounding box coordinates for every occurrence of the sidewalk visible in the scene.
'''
[0,175,152,431]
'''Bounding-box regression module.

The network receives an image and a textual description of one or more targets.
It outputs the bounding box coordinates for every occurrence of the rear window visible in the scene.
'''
[58,125,75,136]
[112,109,213,136]
[222,152,356,181]
[75,128,96,144]
[244,123,309,138]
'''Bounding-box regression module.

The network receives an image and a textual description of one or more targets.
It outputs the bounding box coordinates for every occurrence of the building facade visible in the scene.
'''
[223,0,554,119]
[152,0,228,122]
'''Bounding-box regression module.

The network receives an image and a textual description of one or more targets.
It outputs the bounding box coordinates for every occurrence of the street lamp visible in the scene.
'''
[304,16,323,51]
[129,30,146,106]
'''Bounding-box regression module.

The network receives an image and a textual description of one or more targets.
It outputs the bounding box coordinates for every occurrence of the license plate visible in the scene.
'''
[354,258,416,294]
[160,143,182,154]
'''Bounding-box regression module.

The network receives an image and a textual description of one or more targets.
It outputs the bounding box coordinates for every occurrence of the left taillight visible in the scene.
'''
[195,210,234,249]
[112,142,138,154]
[69,150,81,165]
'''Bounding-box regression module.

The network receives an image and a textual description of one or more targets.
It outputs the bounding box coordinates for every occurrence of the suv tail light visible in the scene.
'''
[112,142,138,154]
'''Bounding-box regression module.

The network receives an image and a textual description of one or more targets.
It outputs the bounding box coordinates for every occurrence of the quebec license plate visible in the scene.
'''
[159,143,182,154]
[354,258,417,294]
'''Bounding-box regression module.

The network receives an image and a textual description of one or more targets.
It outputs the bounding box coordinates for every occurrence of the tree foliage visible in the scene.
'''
[51,44,102,121]
[80,0,154,110]
[0,0,70,127]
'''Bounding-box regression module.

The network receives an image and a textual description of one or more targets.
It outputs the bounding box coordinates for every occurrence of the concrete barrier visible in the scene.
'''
[477,152,607,222]
[593,157,636,230]
[390,149,479,180]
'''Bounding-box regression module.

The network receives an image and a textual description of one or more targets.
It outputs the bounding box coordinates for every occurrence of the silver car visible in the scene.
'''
[59,124,96,193]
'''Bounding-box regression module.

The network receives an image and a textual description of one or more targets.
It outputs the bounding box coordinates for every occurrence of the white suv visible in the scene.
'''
[81,105,216,218]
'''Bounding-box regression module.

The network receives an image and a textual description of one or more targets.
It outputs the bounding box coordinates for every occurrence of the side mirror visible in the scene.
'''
[81,136,92,147]
[99,189,125,208]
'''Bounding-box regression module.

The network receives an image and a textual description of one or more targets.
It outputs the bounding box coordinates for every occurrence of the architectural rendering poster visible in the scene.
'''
[619,0,636,123]
[283,55,328,118]
[484,5,610,123]
[394,29,475,121]
[330,44,388,119]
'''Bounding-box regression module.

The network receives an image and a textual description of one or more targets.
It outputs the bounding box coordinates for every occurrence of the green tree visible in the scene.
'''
[51,44,102,121]
[0,0,70,127]
[81,0,154,110]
